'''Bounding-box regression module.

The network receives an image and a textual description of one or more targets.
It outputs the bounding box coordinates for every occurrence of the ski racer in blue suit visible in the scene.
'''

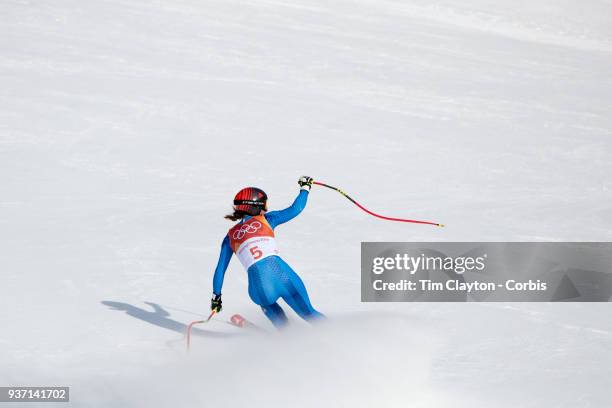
[211,176,324,328]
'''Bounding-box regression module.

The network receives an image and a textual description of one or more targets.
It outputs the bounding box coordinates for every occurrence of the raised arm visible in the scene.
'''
[265,189,309,229]
[265,176,314,229]
[212,235,232,296]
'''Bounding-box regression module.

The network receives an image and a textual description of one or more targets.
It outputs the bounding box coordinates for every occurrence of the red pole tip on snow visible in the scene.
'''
[186,320,204,351]
[186,310,217,351]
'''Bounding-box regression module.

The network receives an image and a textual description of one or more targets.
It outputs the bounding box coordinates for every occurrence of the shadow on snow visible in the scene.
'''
[101,300,235,338]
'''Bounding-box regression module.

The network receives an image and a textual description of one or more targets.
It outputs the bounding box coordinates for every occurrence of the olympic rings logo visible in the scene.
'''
[232,221,262,240]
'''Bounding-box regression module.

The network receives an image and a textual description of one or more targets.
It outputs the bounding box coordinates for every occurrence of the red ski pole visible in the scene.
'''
[186,310,216,351]
[313,181,444,227]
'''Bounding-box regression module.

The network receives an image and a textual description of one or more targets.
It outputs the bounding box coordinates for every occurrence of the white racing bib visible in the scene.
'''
[235,236,279,269]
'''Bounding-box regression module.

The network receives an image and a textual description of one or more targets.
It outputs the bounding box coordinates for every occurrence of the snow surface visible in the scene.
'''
[1,0,612,406]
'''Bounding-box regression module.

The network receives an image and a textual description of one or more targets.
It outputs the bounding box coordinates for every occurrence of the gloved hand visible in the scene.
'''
[298,176,314,191]
[211,293,222,313]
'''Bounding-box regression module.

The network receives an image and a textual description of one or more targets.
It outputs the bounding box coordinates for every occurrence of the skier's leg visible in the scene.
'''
[247,263,277,305]
[261,302,289,328]
[283,274,325,323]
[247,262,289,328]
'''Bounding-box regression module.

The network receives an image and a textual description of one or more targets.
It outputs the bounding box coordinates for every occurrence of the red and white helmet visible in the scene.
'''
[233,187,268,216]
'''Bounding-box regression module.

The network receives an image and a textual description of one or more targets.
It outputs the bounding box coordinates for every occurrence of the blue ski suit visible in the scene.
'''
[212,189,324,328]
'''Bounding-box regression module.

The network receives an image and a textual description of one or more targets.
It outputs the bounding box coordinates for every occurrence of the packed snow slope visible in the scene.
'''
[1,0,612,407]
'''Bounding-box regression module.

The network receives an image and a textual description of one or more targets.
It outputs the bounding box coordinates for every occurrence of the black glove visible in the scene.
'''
[298,176,314,191]
[211,293,222,313]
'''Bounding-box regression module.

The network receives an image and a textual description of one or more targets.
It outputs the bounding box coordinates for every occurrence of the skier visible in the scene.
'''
[210,176,324,328]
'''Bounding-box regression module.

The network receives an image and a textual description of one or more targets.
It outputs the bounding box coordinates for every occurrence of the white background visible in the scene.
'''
[1,0,611,406]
